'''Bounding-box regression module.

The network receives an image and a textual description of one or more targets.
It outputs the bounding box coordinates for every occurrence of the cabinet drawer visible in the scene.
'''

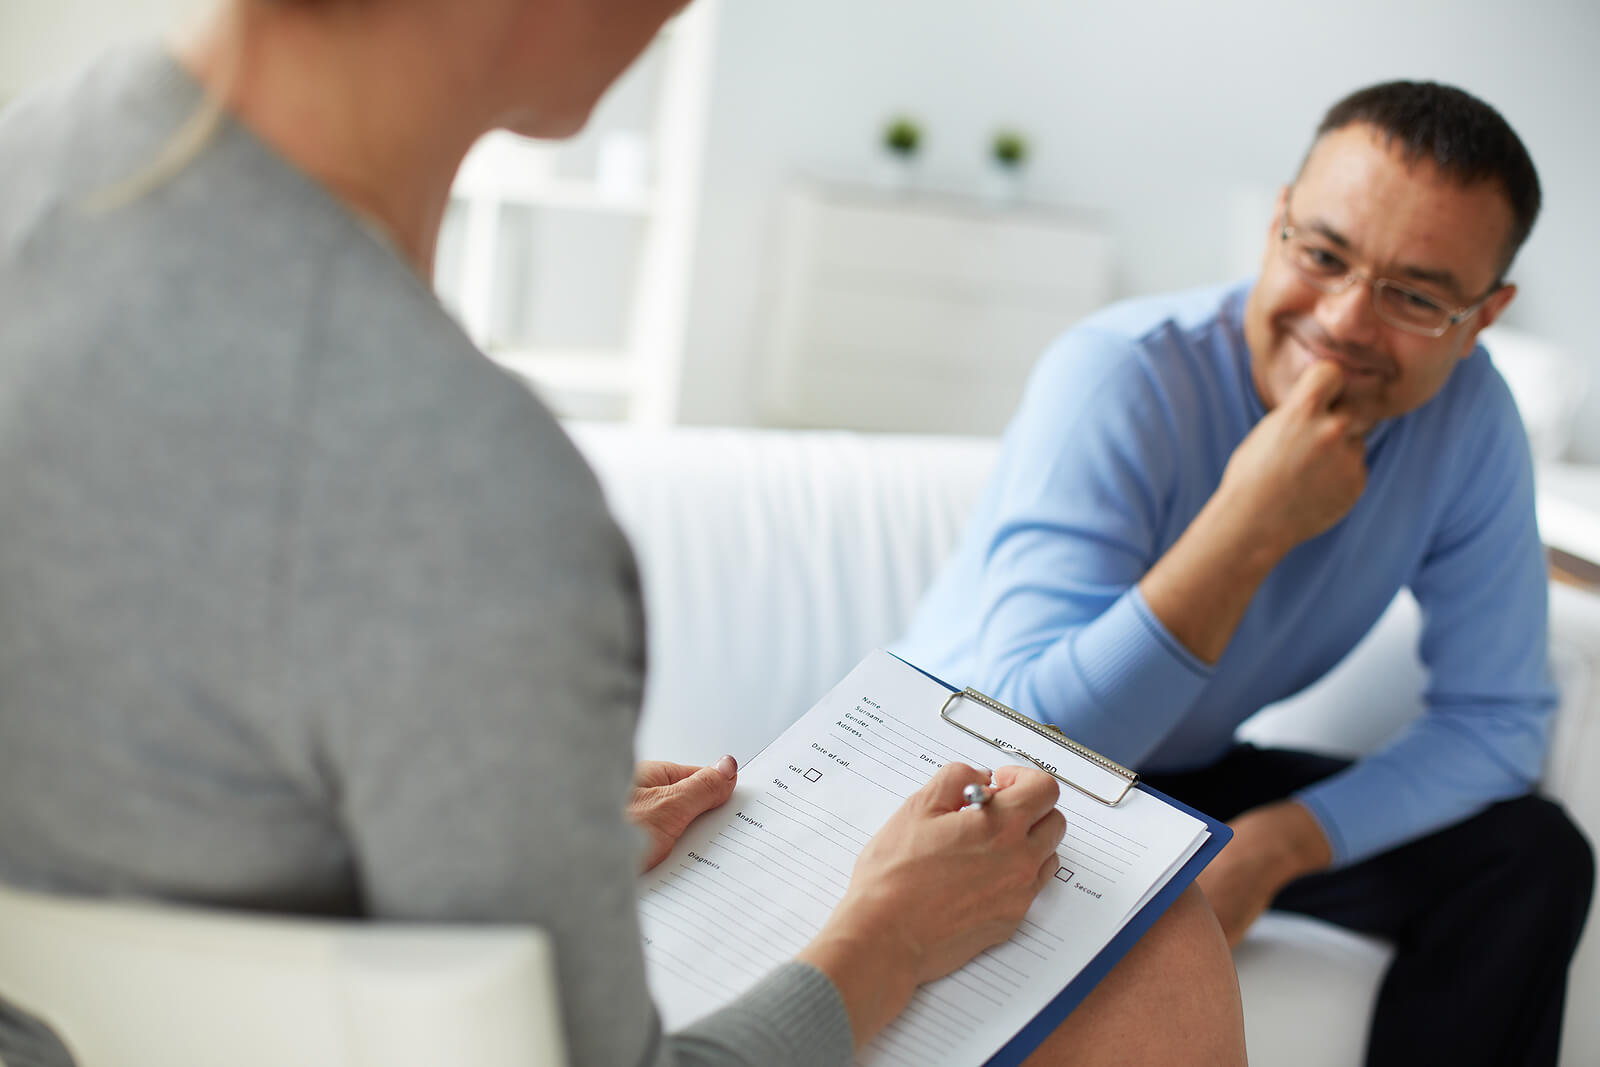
[763,183,1114,434]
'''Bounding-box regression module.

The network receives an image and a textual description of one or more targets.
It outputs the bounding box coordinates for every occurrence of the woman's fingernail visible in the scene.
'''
[715,754,738,779]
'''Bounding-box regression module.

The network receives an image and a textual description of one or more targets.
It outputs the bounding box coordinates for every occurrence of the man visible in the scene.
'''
[897,80,1592,1066]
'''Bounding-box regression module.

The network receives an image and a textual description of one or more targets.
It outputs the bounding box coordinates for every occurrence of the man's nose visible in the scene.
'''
[1316,276,1381,344]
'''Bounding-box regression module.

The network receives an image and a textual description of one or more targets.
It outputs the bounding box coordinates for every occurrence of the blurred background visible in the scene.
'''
[5,0,1596,458]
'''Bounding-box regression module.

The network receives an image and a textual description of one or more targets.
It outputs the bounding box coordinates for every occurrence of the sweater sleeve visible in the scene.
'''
[972,330,1214,766]
[1295,366,1557,865]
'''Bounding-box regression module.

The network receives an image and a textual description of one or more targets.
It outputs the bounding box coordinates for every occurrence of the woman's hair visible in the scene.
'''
[85,94,228,215]
[85,2,250,213]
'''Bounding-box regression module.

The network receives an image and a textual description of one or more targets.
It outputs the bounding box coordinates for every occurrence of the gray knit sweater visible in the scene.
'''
[0,44,850,1067]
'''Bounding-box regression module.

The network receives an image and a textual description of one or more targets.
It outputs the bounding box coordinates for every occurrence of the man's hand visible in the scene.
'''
[626,757,738,873]
[1142,360,1370,664]
[1196,799,1333,946]
[1219,359,1370,556]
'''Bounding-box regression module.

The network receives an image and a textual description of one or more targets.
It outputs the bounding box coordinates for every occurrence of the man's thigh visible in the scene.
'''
[1272,792,1590,938]
[1141,744,1349,824]
[1144,744,1590,938]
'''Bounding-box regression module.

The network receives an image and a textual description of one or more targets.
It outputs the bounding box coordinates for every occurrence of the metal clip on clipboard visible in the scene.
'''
[939,687,1139,807]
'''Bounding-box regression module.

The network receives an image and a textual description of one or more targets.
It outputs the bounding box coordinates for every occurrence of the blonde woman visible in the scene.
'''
[0,2,1244,1064]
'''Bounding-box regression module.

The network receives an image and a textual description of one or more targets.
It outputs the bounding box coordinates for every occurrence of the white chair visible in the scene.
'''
[0,880,567,1067]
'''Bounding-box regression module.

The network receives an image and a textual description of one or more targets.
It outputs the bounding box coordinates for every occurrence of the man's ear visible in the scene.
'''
[1270,185,1289,235]
[1464,283,1518,355]
[1252,186,1291,274]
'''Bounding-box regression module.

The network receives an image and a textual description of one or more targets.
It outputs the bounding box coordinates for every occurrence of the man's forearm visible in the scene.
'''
[1139,488,1293,665]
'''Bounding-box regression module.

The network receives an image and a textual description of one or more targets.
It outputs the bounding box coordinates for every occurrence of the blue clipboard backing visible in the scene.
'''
[886,652,1233,1066]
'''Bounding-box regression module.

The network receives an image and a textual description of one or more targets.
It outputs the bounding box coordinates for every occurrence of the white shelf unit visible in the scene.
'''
[761,181,1114,436]
[435,2,717,425]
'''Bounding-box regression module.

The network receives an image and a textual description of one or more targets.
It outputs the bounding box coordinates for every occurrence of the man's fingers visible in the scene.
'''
[1290,358,1346,413]
[1338,406,1379,440]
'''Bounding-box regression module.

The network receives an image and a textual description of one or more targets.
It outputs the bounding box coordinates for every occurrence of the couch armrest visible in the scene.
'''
[1543,581,1600,1067]
[1543,583,1600,827]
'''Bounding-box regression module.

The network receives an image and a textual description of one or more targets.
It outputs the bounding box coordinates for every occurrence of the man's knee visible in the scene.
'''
[1483,796,1594,915]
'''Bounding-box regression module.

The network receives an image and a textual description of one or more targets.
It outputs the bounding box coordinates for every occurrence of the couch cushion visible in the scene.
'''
[1234,912,1390,1064]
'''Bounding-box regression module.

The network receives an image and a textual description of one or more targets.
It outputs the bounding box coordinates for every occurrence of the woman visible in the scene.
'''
[0,1,1245,1063]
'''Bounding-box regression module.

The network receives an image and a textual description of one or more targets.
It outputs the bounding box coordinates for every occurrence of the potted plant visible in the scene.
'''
[990,129,1029,170]
[882,116,923,159]
[879,115,922,191]
[984,127,1030,205]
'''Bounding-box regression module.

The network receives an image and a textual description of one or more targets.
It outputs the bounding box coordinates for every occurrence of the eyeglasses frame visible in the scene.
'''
[1278,193,1503,338]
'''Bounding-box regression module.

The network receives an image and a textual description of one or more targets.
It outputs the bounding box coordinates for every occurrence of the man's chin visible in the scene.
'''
[1330,389,1386,436]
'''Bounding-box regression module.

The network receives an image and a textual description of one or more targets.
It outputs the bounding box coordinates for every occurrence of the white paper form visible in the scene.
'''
[638,650,1209,1066]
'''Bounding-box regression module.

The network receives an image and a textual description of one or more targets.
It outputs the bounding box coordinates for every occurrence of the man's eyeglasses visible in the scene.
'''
[1278,198,1499,338]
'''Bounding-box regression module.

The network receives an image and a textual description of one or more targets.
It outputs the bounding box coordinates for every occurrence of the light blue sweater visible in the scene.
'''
[897,282,1556,866]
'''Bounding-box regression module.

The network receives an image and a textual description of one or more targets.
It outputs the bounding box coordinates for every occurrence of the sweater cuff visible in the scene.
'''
[1071,585,1213,703]
[1292,782,1355,867]
[675,960,853,1064]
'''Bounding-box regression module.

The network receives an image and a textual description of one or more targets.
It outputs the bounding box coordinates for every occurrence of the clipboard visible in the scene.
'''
[640,649,1232,1064]
[890,653,1233,1066]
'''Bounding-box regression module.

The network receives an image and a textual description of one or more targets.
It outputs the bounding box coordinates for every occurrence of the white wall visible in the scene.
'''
[7,0,1597,456]
[680,0,1600,460]
[0,0,212,100]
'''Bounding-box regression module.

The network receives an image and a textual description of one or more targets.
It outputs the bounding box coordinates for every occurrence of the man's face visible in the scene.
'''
[1243,123,1519,429]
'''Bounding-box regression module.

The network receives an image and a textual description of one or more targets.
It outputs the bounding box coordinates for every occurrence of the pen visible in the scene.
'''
[962,782,992,809]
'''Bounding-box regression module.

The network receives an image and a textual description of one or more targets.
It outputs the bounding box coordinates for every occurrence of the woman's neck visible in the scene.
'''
[173,2,497,277]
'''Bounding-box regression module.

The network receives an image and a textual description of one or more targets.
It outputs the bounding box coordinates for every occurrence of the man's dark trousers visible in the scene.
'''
[1144,744,1594,1067]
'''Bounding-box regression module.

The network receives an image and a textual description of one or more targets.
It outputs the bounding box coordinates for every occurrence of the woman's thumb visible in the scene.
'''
[676,755,738,815]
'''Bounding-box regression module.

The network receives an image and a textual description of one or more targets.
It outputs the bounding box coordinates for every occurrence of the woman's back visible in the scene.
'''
[0,43,681,1066]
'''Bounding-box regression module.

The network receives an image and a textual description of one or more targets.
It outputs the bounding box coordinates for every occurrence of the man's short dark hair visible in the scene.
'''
[1306,80,1541,278]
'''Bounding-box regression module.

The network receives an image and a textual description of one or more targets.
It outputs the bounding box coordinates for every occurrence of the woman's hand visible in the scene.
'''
[626,756,739,873]
[798,761,1066,1044]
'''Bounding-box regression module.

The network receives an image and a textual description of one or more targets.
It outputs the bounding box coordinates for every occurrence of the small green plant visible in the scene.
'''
[882,116,922,158]
[991,129,1029,169]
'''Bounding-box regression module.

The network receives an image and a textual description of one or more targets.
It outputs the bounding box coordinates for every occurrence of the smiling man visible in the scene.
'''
[896,81,1592,1066]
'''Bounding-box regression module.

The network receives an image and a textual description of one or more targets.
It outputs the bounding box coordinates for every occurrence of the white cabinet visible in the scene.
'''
[434,3,717,424]
[761,182,1113,435]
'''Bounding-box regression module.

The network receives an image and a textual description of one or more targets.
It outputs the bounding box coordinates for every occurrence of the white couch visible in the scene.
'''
[570,422,1600,1067]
